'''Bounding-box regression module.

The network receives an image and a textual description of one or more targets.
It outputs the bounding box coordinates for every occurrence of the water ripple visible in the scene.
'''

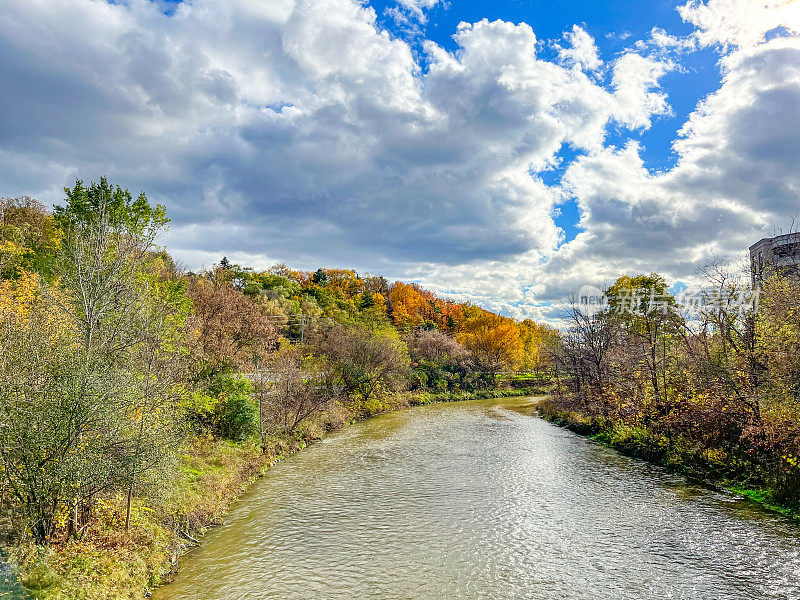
[156,398,800,600]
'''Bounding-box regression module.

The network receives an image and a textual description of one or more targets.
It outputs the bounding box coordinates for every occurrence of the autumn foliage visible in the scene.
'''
[0,180,551,580]
[544,268,800,506]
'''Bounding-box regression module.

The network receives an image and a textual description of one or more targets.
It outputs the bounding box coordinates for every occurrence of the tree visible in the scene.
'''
[555,298,618,397]
[52,178,169,358]
[407,329,470,364]
[605,274,679,407]
[187,268,279,376]
[406,329,475,391]
[0,197,61,279]
[388,282,428,328]
[0,272,73,542]
[529,322,560,377]
[757,272,800,405]
[691,262,763,425]
[312,268,328,285]
[48,178,186,537]
[318,325,409,412]
[457,312,523,380]
[518,319,544,372]
[0,181,193,543]
[256,343,338,440]
[0,272,136,542]
[117,266,191,529]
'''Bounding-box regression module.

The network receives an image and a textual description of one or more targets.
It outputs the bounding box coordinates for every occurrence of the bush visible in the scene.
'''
[219,392,257,441]
[186,375,257,441]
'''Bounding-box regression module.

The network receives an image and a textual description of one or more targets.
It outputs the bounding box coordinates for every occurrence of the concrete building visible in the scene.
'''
[750,233,800,287]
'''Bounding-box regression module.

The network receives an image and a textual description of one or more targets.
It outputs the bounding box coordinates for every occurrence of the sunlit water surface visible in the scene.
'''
[156,397,800,600]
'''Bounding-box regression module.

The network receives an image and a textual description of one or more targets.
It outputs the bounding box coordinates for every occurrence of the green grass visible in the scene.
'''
[725,485,800,521]
[8,436,274,600]
[405,387,541,406]
[499,372,552,381]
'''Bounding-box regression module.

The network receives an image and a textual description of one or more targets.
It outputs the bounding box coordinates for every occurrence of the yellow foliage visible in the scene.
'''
[0,270,74,345]
[0,269,39,322]
[457,311,523,372]
[373,292,387,313]
[0,239,28,269]
[389,282,428,328]
[518,319,543,370]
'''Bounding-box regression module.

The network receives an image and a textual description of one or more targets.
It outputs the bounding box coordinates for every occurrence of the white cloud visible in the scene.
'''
[679,0,800,48]
[557,25,603,72]
[610,52,675,129]
[606,31,632,41]
[0,3,669,273]
[1,0,797,324]
[385,0,441,34]
[648,27,697,52]
[396,0,440,24]
[542,35,800,305]
[402,30,800,319]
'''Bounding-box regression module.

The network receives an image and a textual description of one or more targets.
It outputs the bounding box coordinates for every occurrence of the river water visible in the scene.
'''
[155,397,800,600]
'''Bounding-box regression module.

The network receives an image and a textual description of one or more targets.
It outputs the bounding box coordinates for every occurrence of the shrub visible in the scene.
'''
[186,375,257,441]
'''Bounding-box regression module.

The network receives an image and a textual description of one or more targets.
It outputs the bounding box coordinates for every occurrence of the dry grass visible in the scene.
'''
[11,435,274,600]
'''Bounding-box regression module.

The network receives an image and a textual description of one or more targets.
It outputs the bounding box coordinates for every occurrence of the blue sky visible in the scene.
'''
[1,0,798,322]
[369,0,725,244]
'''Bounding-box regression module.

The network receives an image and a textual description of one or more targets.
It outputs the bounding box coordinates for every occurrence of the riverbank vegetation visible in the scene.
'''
[0,180,553,599]
[540,268,800,519]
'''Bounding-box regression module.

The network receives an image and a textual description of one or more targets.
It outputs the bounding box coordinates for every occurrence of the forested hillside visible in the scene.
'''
[0,179,553,599]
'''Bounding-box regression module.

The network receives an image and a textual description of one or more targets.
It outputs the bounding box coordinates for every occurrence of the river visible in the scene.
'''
[155,396,800,600]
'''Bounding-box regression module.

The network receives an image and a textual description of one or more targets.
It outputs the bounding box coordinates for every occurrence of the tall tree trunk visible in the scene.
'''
[125,472,134,530]
[68,498,79,539]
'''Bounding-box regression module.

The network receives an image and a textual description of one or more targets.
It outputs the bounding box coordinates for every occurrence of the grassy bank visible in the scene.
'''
[537,397,800,524]
[7,436,285,600]
[405,386,543,406]
[4,387,541,600]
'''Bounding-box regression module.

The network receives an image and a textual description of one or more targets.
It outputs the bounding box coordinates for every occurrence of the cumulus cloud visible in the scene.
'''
[399,10,800,319]
[542,34,800,305]
[0,0,797,324]
[0,1,669,269]
[610,52,675,129]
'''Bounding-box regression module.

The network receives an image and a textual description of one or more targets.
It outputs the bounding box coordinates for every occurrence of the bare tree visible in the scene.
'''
[406,329,470,364]
[317,325,409,410]
[560,298,618,397]
[256,344,340,439]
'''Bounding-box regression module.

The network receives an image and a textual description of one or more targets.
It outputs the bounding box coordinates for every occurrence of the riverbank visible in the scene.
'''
[5,387,540,600]
[536,397,800,524]
[6,436,280,600]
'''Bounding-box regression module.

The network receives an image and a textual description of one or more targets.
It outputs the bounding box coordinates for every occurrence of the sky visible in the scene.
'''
[1,0,799,323]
